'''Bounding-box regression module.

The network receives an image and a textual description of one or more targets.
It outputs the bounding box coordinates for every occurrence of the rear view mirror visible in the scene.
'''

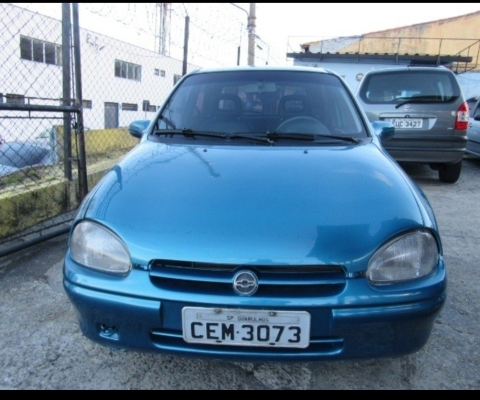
[128,120,150,138]
[244,82,277,93]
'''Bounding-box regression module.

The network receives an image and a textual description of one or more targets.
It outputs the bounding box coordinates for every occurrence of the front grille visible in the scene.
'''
[149,260,346,297]
[150,329,344,359]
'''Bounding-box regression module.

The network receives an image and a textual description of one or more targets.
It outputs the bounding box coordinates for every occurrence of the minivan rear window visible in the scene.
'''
[359,69,460,104]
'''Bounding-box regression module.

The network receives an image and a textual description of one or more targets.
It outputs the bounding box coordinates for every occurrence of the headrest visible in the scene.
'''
[214,94,242,116]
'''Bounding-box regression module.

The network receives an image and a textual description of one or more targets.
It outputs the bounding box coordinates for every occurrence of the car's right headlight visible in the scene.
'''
[70,220,132,274]
[367,230,439,284]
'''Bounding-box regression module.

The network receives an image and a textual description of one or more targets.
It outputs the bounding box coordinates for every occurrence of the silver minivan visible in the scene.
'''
[356,66,469,183]
[467,96,480,157]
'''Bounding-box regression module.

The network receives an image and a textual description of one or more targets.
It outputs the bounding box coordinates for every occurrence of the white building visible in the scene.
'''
[0,3,200,141]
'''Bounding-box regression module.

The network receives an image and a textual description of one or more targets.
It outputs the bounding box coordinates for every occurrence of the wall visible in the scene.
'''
[0,128,139,240]
[345,11,480,58]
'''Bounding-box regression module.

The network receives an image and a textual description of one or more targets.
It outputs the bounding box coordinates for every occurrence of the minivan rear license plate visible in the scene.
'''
[387,118,423,129]
[182,307,311,348]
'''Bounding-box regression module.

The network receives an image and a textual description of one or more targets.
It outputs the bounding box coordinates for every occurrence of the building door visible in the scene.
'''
[104,102,119,128]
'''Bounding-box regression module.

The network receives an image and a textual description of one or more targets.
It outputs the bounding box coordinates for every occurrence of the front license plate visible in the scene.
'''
[387,118,423,129]
[182,307,311,348]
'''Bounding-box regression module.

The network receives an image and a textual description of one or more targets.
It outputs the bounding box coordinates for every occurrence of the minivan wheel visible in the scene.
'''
[438,160,462,183]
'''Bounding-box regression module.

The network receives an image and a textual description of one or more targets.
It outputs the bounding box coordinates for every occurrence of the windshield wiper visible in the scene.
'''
[395,96,447,109]
[267,131,359,144]
[154,128,227,139]
[152,129,357,145]
[229,133,274,145]
[266,132,315,141]
[153,129,274,145]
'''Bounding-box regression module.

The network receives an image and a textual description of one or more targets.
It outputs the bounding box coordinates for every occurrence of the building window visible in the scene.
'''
[115,59,142,81]
[173,74,182,85]
[141,101,157,112]
[20,36,62,66]
[6,94,25,104]
[154,69,166,77]
[83,100,92,109]
[122,103,138,111]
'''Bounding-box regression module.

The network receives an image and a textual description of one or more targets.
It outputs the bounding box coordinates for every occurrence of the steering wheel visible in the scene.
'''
[275,116,330,134]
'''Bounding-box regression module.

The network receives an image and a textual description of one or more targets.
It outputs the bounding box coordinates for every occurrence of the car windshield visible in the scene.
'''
[359,70,460,105]
[151,70,368,142]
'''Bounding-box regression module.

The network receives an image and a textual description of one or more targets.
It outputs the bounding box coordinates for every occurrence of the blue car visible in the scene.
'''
[63,66,446,362]
[0,141,50,176]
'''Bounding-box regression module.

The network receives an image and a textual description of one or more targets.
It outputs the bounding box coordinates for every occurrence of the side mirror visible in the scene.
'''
[128,120,150,138]
[371,121,395,141]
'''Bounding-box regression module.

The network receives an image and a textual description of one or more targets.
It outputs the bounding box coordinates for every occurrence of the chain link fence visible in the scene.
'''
[0,3,283,255]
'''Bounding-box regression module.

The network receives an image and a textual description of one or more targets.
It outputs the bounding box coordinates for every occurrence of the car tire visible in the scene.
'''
[438,160,462,183]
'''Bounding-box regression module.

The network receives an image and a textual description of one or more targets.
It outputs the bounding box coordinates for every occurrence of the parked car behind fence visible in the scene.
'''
[0,141,50,177]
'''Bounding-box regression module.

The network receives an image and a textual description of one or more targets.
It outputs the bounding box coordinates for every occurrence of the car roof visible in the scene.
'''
[187,65,332,76]
[362,65,454,76]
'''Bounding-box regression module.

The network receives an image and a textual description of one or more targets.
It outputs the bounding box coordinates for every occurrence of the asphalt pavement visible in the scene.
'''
[1,156,479,390]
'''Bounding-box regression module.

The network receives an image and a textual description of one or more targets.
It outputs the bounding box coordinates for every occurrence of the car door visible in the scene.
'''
[467,99,480,156]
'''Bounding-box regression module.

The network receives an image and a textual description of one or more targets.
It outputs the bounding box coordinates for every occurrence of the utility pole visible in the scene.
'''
[248,3,256,66]
[157,3,170,56]
[230,3,256,66]
[183,14,189,75]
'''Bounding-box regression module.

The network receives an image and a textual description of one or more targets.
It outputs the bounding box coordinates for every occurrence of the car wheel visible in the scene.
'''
[438,160,462,183]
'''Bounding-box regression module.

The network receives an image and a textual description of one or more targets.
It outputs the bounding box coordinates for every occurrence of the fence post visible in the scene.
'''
[61,3,72,181]
[72,3,88,199]
[182,15,189,76]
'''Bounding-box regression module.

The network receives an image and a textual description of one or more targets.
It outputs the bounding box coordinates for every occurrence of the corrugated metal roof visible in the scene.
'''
[287,52,472,64]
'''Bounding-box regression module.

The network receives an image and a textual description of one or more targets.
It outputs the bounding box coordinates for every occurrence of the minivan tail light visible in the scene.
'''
[456,102,469,130]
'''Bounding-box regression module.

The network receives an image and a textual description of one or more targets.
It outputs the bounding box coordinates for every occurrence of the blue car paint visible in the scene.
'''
[63,259,445,360]
[64,137,446,361]
[81,140,432,270]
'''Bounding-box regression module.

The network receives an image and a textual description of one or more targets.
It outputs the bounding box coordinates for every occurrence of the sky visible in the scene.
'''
[12,3,480,66]
[251,3,480,57]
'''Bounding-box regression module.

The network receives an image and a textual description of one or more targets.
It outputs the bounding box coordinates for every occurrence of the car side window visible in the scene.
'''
[474,102,480,118]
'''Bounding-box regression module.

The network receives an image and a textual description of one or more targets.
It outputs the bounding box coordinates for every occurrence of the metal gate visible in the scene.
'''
[0,3,252,257]
[0,3,87,257]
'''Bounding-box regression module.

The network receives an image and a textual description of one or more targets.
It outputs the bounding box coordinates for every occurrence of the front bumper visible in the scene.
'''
[63,256,447,362]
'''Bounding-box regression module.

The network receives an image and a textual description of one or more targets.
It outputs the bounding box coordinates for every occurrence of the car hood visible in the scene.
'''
[83,141,432,270]
[0,142,49,168]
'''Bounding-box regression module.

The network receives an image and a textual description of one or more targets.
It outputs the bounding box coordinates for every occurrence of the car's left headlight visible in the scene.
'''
[70,220,132,274]
[367,230,439,284]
